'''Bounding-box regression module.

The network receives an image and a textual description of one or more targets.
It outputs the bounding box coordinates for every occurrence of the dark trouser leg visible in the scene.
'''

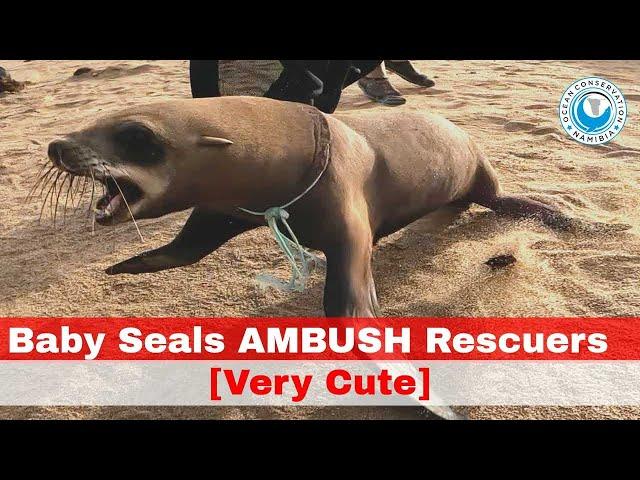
[342,60,384,87]
[189,60,220,98]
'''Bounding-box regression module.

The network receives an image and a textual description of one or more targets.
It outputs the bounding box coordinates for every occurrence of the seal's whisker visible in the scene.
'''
[53,172,67,227]
[61,173,70,223]
[104,165,145,243]
[33,167,53,189]
[30,159,49,180]
[27,173,48,203]
[27,161,52,200]
[67,174,76,203]
[38,170,56,211]
[113,165,134,180]
[49,171,63,223]
[63,174,74,224]
[48,173,57,220]
[100,173,107,201]
[75,176,88,212]
[71,175,80,207]
[92,170,105,236]
[88,167,97,217]
[72,174,83,204]
[76,176,85,208]
[39,174,58,224]
[29,165,56,202]
[36,167,57,200]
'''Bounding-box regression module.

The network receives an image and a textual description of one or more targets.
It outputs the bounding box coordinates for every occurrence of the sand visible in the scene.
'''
[0,60,639,420]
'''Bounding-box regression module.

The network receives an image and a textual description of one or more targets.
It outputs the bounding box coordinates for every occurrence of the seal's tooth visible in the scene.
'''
[106,193,123,215]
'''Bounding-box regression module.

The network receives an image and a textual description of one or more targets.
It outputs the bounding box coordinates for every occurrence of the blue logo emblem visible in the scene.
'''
[559,77,627,145]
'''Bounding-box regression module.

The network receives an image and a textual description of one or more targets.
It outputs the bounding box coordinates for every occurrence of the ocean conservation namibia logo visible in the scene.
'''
[559,77,627,145]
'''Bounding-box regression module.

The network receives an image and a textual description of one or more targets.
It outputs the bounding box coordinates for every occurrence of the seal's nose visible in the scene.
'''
[47,139,73,167]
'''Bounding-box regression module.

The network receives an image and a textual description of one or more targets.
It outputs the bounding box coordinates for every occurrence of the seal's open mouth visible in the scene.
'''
[95,176,144,225]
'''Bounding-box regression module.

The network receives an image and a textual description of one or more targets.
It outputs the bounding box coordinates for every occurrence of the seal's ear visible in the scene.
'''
[199,136,234,146]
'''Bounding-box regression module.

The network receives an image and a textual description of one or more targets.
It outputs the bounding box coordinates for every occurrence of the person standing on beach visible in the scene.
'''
[357,60,435,106]
[189,60,382,113]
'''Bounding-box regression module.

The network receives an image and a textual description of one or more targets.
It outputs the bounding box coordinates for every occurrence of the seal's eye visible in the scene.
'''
[112,122,164,165]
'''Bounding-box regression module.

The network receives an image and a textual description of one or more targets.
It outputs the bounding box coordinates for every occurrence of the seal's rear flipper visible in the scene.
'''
[466,156,629,234]
[561,217,632,235]
[481,195,574,230]
[479,194,631,234]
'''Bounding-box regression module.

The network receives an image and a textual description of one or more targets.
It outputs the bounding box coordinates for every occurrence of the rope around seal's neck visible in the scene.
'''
[238,144,329,293]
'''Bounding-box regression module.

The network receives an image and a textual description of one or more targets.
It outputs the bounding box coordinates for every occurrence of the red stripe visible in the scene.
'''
[0,317,636,361]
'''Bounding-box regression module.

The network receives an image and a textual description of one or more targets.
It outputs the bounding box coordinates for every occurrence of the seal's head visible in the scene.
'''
[45,97,331,229]
[46,102,234,226]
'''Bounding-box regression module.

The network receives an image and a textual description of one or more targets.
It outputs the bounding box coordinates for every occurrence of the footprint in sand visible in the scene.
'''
[593,73,629,84]
[473,83,510,91]
[577,255,640,283]
[503,121,536,132]
[414,88,449,96]
[558,193,589,208]
[464,92,508,99]
[603,150,640,158]
[518,81,543,88]
[104,86,129,94]
[483,115,508,125]
[508,151,546,160]
[501,121,562,137]
[448,101,468,109]
[542,133,564,142]
[530,126,559,135]
[524,104,551,110]
[51,99,96,109]
[596,142,640,154]
[69,64,161,81]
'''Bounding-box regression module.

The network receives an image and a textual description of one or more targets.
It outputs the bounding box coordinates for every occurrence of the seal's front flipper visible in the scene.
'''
[106,208,256,275]
[323,213,379,317]
[106,250,187,275]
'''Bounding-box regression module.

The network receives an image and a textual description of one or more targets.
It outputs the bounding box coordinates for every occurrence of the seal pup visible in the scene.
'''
[45,96,626,317]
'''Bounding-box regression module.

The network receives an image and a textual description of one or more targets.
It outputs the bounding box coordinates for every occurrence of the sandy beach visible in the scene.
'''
[1,60,639,419]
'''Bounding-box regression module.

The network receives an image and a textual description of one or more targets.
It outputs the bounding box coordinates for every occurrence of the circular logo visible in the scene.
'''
[559,77,627,145]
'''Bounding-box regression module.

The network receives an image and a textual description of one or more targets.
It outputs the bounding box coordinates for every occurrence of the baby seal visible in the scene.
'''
[45,96,624,317]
